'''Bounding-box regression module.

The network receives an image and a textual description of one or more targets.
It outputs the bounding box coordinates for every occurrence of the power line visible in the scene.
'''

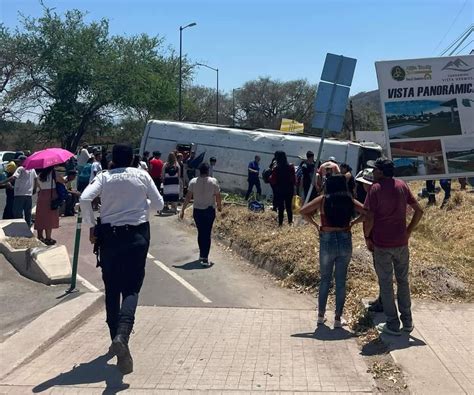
[440,24,474,55]
[433,0,468,53]
[455,39,474,54]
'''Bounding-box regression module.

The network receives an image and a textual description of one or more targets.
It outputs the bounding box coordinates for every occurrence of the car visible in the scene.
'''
[0,151,18,181]
[0,151,16,164]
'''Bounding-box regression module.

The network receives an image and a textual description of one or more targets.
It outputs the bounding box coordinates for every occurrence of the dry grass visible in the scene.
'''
[198,182,473,326]
[5,237,44,249]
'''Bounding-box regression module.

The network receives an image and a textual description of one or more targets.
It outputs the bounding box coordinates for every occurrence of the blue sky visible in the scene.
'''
[1,0,473,96]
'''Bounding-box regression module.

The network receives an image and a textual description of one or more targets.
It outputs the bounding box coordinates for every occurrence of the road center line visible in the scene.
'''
[147,253,212,304]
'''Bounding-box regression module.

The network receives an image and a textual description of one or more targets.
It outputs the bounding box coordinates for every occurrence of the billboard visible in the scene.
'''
[375,55,474,180]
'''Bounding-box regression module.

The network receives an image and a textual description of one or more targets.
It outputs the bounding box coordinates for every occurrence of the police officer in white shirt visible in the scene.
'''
[80,144,164,375]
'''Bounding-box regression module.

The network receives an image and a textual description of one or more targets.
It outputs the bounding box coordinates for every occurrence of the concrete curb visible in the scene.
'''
[0,219,72,285]
[0,291,103,381]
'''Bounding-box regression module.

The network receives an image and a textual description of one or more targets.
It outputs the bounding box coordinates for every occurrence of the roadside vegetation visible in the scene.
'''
[213,184,473,327]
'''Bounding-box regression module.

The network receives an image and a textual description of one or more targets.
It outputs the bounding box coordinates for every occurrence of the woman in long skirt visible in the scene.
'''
[35,166,66,245]
[162,152,180,214]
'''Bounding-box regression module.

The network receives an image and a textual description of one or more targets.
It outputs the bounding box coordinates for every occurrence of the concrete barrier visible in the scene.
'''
[0,219,71,285]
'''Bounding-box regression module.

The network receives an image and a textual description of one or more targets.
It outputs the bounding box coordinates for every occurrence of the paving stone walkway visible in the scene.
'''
[382,301,474,395]
[0,306,375,394]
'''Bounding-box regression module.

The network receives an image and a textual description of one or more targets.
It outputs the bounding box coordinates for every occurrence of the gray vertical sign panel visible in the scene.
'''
[321,53,357,87]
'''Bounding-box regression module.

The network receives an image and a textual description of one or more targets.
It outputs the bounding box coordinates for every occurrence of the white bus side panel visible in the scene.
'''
[142,121,362,195]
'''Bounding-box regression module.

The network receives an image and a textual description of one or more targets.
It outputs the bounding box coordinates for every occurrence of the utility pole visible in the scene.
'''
[350,100,356,141]
[178,22,197,121]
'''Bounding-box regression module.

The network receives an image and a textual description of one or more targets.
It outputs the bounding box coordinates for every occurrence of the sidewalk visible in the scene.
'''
[0,306,375,394]
[372,300,473,394]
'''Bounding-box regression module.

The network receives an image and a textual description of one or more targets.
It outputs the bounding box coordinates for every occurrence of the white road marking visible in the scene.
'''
[77,274,100,293]
[147,253,212,304]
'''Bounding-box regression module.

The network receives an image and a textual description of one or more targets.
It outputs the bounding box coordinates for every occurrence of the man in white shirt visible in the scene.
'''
[0,155,37,226]
[89,151,103,183]
[76,143,91,172]
[80,144,163,375]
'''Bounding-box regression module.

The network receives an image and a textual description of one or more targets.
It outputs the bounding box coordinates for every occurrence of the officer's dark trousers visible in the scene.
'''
[100,222,150,340]
[193,207,215,259]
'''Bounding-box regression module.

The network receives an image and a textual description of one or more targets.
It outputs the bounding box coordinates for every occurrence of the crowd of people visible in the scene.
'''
[243,149,428,335]
[298,156,424,335]
[3,141,469,375]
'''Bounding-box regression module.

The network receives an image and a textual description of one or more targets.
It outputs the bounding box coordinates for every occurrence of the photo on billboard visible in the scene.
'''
[385,99,462,140]
[444,136,474,174]
[390,139,445,177]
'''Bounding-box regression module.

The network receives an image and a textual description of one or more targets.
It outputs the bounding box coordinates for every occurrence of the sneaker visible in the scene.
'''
[376,323,401,336]
[334,317,347,329]
[111,334,133,375]
[402,324,415,333]
[200,258,210,267]
[317,316,326,325]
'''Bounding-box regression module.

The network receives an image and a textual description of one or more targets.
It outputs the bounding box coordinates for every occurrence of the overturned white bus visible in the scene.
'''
[140,120,382,195]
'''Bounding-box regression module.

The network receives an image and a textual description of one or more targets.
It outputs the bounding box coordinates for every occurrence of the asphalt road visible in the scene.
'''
[0,254,85,343]
[54,211,315,311]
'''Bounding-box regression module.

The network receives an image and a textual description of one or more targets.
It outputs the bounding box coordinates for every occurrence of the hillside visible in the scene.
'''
[350,89,384,130]
[351,89,381,111]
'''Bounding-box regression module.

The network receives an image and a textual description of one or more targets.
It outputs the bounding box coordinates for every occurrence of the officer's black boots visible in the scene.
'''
[111,323,134,375]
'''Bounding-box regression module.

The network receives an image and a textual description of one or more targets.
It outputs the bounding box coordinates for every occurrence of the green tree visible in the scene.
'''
[183,85,232,125]
[235,77,316,130]
[6,7,182,151]
[0,25,23,120]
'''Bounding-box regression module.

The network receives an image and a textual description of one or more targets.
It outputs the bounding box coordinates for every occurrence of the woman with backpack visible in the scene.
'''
[35,166,67,245]
[300,174,367,328]
[77,157,93,192]
[162,152,180,214]
[269,151,296,226]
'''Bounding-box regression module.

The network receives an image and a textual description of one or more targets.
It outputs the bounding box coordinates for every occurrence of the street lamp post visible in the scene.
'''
[196,63,219,124]
[179,22,197,121]
[232,88,241,127]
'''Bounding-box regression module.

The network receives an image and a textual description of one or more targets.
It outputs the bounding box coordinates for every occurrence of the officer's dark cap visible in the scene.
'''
[112,144,133,167]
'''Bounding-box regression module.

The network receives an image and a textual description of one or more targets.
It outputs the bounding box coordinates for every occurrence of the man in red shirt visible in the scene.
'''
[364,158,423,336]
[149,151,163,192]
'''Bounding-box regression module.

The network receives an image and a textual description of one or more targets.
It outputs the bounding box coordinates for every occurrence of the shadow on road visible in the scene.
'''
[292,324,354,341]
[32,353,129,394]
[172,260,210,270]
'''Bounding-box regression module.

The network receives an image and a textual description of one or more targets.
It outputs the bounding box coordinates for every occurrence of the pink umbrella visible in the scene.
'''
[23,148,75,170]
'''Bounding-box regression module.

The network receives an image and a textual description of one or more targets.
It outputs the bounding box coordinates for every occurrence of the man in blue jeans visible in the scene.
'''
[0,155,37,226]
[364,158,424,336]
